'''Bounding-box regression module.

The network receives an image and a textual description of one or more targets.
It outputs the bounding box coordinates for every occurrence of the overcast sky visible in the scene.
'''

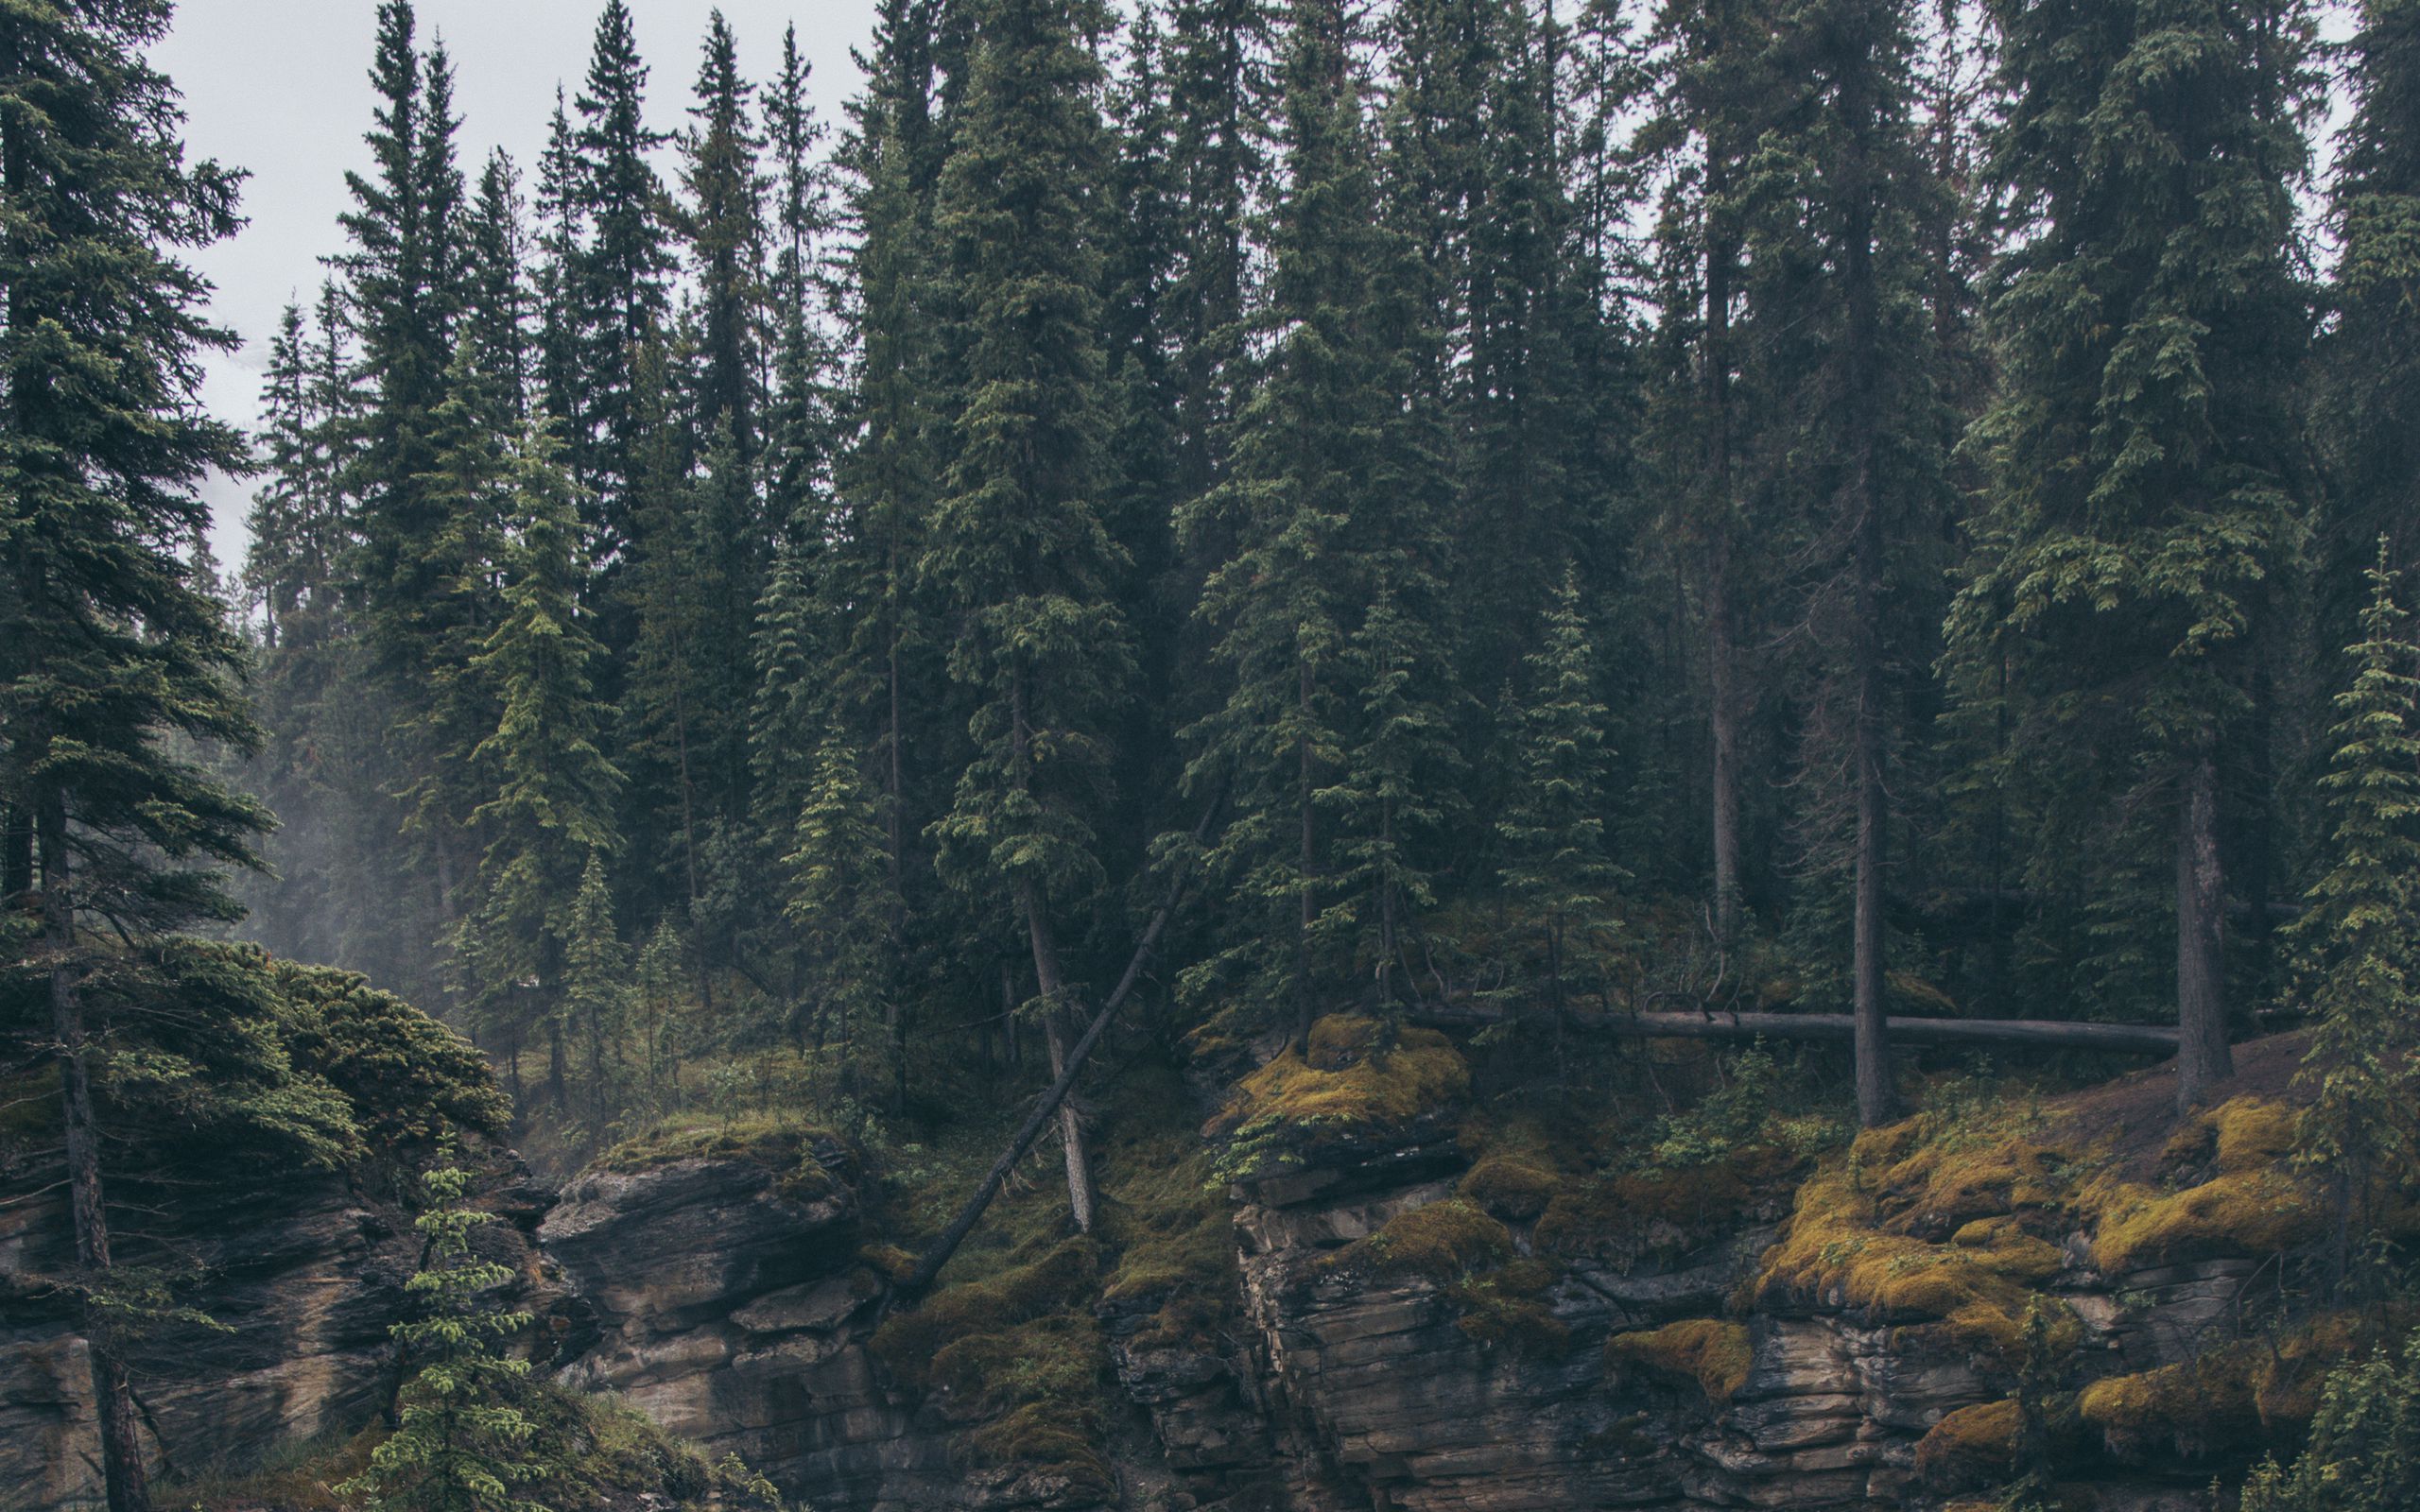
[152,0,882,569]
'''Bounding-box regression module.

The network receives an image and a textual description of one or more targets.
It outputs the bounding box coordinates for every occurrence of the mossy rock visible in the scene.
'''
[1211,1014,1469,1182]
[1459,1147,1563,1221]
[1602,1318,1754,1403]
[1450,1256,1569,1356]
[1322,1197,1512,1283]
[596,1113,845,1201]
[1749,1160,2080,1360]
[873,1237,1098,1386]
[2083,1097,2320,1275]
[2077,1314,2358,1465]
[1913,1399,2019,1491]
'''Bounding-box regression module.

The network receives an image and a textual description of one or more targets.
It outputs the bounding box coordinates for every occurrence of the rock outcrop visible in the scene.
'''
[0,1138,561,1509]
[8,1026,2335,1512]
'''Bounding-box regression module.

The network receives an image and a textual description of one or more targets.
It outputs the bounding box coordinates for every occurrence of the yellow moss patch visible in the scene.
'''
[1751,1161,2077,1360]
[1219,1016,1468,1134]
[1459,1147,1564,1221]
[2084,1169,2317,1276]
[1323,1198,1513,1282]
[597,1114,840,1198]
[2077,1315,2358,1463]
[1603,1318,1754,1403]
[1913,1398,2019,1489]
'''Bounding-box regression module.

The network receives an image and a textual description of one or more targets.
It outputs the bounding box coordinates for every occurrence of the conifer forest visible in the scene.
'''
[9,0,2420,1508]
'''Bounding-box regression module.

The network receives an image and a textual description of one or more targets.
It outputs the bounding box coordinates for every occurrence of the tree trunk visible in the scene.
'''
[900,845,1198,1298]
[40,795,152,1512]
[2174,751,2233,1111]
[547,1015,568,1109]
[1021,885,1096,1233]
[1842,85,1894,1130]
[1296,660,1317,1049]
[1704,139,1743,948]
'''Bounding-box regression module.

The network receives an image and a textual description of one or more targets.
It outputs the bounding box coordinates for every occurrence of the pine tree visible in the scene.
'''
[1180,0,1453,1042]
[1164,0,1275,499]
[2288,545,2420,1293]
[571,0,674,575]
[1497,568,1624,1024]
[763,24,839,548]
[1323,581,1462,1009]
[460,425,625,1108]
[562,851,631,1126]
[463,150,533,424]
[1746,0,1951,1125]
[338,1143,550,1512]
[0,7,265,1505]
[924,0,1134,1231]
[681,9,768,459]
[1946,0,2316,1111]
[786,719,899,1108]
[1633,0,1780,946]
[2316,0,2420,617]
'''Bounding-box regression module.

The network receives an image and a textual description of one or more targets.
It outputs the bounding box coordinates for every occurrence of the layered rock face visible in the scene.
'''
[0,1140,559,1509]
[9,1041,2316,1511]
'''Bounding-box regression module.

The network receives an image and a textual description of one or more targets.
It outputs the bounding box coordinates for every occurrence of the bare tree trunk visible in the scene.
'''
[40,796,151,1512]
[1021,885,1096,1234]
[1296,661,1317,1050]
[1009,661,1095,1230]
[1704,146,1743,947]
[2175,751,2232,1111]
[1842,81,1894,1130]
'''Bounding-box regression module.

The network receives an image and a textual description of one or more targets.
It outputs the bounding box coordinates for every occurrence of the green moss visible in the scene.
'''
[162,1382,778,1512]
[1603,1318,1754,1403]
[1099,1120,1238,1349]
[1210,1014,1469,1182]
[1450,1256,1569,1355]
[2082,1097,2320,1275]
[873,1236,1098,1385]
[1458,1147,1564,1221]
[1322,1198,1513,1282]
[1913,1399,2019,1490]
[2076,1314,2359,1463]
[596,1113,843,1201]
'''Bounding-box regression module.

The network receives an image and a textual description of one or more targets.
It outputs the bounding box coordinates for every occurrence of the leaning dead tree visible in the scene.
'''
[1412,1003,2181,1056]
[895,802,1218,1300]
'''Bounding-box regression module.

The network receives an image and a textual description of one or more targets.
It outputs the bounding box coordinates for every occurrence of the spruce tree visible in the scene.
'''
[460,425,624,1108]
[571,0,674,576]
[338,1143,550,1512]
[1497,568,1624,1024]
[2316,0,2420,612]
[924,0,1134,1230]
[2288,545,2420,1293]
[786,719,899,1108]
[681,9,767,460]
[1946,0,2316,1110]
[0,6,264,1505]
[1180,0,1453,1041]
[562,850,631,1126]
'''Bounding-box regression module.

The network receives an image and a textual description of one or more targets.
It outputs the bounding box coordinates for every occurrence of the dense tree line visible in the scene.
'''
[7,0,2420,1506]
[214,0,2420,1156]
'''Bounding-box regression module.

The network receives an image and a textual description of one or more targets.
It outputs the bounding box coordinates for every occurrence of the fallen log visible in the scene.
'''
[1411,1004,2180,1056]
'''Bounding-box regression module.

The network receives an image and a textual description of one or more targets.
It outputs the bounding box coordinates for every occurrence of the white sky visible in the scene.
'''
[151,0,881,570]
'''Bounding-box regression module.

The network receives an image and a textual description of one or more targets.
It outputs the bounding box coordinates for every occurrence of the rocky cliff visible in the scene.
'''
[9,1012,2346,1512]
[528,1024,2340,1512]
